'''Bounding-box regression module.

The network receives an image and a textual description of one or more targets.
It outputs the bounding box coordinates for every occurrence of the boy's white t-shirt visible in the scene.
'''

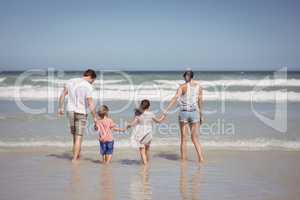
[65,78,93,114]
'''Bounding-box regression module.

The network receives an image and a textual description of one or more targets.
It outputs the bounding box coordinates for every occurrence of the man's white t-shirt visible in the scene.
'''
[65,78,93,114]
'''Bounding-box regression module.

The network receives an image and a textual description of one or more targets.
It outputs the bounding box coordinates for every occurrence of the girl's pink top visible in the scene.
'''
[96,118,115,142]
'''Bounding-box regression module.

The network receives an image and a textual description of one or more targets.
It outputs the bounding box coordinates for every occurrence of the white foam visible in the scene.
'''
[31,78,125,85]
[25,78,300,87]
[154,79,300,87]
[0,77,7,83]
[1,138,299,150]
[0,85,300,102]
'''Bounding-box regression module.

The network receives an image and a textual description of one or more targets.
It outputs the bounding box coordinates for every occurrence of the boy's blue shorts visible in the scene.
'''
[99,141,114,155]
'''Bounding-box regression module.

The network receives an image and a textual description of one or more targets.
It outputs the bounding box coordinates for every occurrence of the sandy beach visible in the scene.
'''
[1,71,300,199]
[1,0,300,198]
[0,146,299,200]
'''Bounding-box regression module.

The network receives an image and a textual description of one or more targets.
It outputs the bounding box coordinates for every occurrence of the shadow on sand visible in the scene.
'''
[82,157,101,164]
[154,153,180,161]
[47,153,102,164]
[119,159,141,165]
[47,152,73,160]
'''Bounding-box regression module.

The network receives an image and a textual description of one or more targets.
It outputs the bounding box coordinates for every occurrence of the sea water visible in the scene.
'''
[0,70,300,150]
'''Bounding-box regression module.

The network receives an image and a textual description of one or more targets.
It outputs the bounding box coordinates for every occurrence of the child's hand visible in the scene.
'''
[161,113,167,121]
[126,124,131,129]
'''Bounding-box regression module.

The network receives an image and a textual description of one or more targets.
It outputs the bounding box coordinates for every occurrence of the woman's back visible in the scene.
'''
[178,81,200,111]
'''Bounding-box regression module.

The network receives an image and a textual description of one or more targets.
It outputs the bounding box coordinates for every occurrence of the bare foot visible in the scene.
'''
[180,157,188,162]
[99,160,104,164]
[71,158,79,163]
[198,157,205,164]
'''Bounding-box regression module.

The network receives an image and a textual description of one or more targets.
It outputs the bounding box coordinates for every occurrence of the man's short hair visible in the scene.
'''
[83,69,97,79]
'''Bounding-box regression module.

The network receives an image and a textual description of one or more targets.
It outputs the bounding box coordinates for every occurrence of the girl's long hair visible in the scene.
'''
[134,99,150,116]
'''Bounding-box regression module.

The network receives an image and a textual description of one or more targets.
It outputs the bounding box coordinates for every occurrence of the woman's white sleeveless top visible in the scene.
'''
[177,82,200,111]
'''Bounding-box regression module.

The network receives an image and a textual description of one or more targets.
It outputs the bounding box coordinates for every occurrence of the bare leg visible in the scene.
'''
[179,122,189,161]
[72,134,76,155]
[105,155,112,164]
[72,134,80,159]
[72,135,82,162]
[77,136,83,159]
[139,147,148,165]
[145,144,150,162]
[191,122,204,163]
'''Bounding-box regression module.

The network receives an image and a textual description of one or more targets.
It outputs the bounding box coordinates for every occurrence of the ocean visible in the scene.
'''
[0,70,299,150]
[1,70,300,200]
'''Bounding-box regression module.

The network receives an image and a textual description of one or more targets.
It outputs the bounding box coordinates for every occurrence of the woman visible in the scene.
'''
[164,69,204,163]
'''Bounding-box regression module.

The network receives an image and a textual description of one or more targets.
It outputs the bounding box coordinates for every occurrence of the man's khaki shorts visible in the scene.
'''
[68,112,88,136]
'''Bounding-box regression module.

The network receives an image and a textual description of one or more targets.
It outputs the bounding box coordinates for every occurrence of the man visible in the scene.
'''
[58,69,97,162]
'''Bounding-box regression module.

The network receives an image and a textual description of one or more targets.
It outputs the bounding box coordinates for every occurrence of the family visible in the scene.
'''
[58,69,204,164]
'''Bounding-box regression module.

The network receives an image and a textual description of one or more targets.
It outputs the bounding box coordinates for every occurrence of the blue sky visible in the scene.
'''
[0,0,299,71]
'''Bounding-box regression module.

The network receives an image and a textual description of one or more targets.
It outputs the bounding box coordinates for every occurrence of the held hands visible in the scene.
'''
[125,123,131,130]
[160,110,168,121]
[93,117,98,124]
[161,113,167,121]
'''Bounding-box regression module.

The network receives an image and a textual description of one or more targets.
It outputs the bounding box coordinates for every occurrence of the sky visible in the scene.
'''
[0,0,299,71]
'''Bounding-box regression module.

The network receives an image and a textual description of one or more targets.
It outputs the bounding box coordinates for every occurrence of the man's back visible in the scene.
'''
[66,78,93,114]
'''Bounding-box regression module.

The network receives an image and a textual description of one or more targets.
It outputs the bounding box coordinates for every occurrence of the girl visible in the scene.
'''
[127,99,166,165]
[95,105,127,164]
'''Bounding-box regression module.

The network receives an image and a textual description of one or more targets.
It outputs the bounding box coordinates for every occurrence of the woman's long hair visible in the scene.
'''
[183,70,194,82]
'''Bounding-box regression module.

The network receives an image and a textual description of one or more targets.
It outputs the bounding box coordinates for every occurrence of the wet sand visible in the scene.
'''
[0,146,299,200]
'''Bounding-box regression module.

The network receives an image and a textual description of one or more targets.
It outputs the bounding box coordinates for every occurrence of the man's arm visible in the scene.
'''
[87,97,97,122]
[163,86,182,114]
[58,86,68,115]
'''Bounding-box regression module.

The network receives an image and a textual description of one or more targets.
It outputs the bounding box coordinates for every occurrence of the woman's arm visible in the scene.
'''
[152,114,166,123]
[163,86,183,114]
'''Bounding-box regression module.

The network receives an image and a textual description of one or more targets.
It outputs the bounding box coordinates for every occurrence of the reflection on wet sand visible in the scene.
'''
[99,165,114,200]
[130,165,152,200]
[66,164,84,200]
[180,162,202,200]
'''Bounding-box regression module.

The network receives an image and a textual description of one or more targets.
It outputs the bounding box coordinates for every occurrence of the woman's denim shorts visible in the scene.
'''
[178,110,200,123]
